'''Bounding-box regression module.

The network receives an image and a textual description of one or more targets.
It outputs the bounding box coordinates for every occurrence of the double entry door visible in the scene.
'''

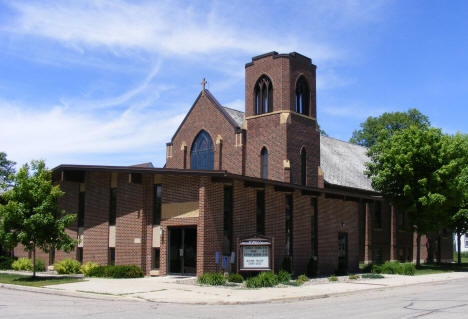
[169,227,197,274]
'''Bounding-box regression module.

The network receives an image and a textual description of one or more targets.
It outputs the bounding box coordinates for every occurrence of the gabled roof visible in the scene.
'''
[320,136,374,191]
[169,89,241,143]
[223,106,245,127]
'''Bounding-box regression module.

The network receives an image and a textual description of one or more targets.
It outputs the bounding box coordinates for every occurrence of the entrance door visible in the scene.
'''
[337,232,348,275]
[169,227,197,274]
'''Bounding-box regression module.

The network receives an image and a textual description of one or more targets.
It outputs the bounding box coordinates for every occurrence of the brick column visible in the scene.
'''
[364,202,372,264]
[390,206,397,261]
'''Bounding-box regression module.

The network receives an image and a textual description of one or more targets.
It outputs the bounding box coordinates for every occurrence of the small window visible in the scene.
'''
[78,191,85,227]
[223,186,233,254]
[109,248,115,266]
[295,76,310,115]
[260,147,268,179]
[153,184,162,225]
[285,194,293,256]
[109,188,117,226]
[153,248,160,269]
[256,190,265,235]
[131,173,142,184]
[77,247,83,264]
[301,148,307,185]
[254,75,273,115]
[374,202,382,229]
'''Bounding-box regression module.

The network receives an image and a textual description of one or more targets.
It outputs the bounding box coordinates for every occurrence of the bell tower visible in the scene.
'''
[244,52,321,187]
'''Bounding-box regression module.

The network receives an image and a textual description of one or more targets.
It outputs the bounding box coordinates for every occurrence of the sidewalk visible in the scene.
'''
[3,271,468,304]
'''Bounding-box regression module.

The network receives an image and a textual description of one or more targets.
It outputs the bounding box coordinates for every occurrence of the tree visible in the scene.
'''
[350,108,430,148]
[438,133,468,264]
[0,160,76,277]
[366,126,446,266]
[0,152,15,193]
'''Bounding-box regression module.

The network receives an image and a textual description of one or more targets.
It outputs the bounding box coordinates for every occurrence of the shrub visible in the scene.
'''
[0,256,16,270]
[277,270,291,284]
[348,274,360,280]
[198,272,226,286]
[245,271,278,288]
[281,256,292,273]
[54,259,81,274]
[328,275,338,282]
[362,273,384,279]
[227,273,243,283]
[402,263,416,276]
[12,258,45,271]
[372,261,415,276]
[297,274,309,283]
[80,262,100,276]
[86,265,144,278]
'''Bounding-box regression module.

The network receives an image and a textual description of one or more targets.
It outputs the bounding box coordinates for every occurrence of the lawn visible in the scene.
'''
[0,273,84,287]
[414,262,468,275]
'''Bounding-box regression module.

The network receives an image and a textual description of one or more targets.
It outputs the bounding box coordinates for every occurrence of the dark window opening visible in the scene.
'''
[254,75,273,115]
[190,130,214,170]
[77,247,83,264]
[63,170,85,183]
[261,147,268,179]
[78,191,85,227]
[131,173,142,184]
[374,202,382,229]
[109,188,117,226]
[295,76,310,115]
[109,248,115,265]
[223,186,233,254]
[153,248,160,269]
[153,184,162,225]
[311,198,318,258]
[285,194,293,256]
[301,148,307,185]
[256,190,265,235]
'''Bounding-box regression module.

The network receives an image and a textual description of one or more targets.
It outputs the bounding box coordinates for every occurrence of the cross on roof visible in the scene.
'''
[201,77,207,94]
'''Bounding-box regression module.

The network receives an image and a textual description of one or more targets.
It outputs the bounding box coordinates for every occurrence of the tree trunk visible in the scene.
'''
[457,232,462,265]
[32,245,36,278]
[416,233,421,266]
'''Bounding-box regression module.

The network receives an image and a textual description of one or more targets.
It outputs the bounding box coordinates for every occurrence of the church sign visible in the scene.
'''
[238,235,274,271]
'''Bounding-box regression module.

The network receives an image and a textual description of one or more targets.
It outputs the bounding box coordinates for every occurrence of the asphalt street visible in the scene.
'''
[1,278,468,318]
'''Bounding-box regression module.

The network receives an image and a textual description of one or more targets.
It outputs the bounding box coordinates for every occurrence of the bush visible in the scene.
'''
[80,262,100,276]
[227,273,243,283]
[328,275,338,282]
[86,265,144,278]
[54,259,81,274]
[198,272,226,286]
[246,271,278,288]
[297,274,309,284]
[12,257,45,271]
[362,273,384,279]
[348,274,360,280]
[277,270,291,284]
[0,256,16,270]
[372,261,415,276]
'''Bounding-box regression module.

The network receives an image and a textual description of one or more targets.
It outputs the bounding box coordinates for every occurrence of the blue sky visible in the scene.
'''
[1,0,467,169]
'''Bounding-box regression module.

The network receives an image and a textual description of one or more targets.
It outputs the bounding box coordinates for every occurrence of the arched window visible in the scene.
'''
[301,148,307,185]
[295,76,309,116]
[254,75,273,115]
[260,147,268,179]
[190,130,214,170]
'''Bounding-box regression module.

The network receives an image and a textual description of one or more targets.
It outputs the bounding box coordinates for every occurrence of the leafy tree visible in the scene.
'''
[0,152,15,193]
[366,126,446,266]
[350,108,430,147]
[0,160,76,276]
[438,133,468,264]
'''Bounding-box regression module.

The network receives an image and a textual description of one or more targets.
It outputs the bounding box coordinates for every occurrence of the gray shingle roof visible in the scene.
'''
[223,107,245,127]
[320,136,373,191]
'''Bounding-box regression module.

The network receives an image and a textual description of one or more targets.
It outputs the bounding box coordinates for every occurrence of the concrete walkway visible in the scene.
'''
[3,271,468,304]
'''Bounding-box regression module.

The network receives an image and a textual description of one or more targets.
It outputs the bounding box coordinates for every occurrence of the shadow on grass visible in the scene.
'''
[0,273,84,287]
[415,262,468,275]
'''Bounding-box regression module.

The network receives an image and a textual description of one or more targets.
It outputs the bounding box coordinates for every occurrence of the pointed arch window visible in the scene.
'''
[254,75,273,115]
[295,76,310,116]
[301,148,307,185]
[190,130,214,170]
[260,147,268,179]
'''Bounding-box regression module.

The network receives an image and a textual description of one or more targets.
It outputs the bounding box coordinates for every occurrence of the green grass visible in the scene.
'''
[0,273,84,287]
[414,262,468,275]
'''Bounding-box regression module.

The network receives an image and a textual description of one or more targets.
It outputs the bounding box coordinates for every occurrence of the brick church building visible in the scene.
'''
[15,51,453,276]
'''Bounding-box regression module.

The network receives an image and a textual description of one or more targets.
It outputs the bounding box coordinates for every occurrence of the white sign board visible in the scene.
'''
[242,246,269,268]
